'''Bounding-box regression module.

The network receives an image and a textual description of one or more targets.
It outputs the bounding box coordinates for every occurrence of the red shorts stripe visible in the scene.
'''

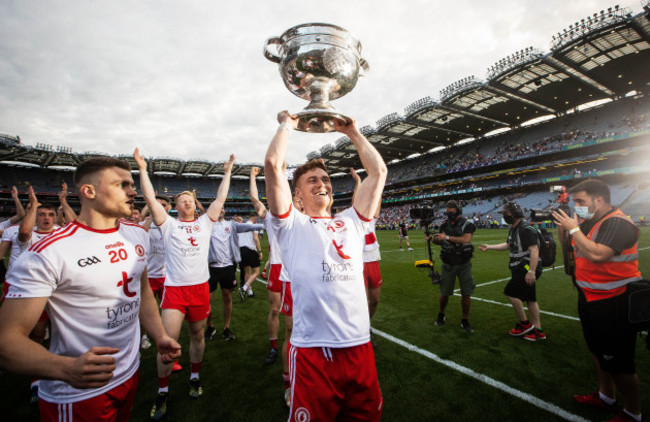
[39,370,139,422]
[363,261,383,289]
[281,281,293,316]
[160,282,210,322]
[266,264,283,293]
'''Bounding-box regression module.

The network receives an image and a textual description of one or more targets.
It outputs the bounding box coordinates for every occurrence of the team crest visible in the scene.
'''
[294,407,311,422]
[194,225,200,232]
[135,244,145,257]
[332,220,345,229]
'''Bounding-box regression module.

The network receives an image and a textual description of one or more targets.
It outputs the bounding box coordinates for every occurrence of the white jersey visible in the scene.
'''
[0,219,13,232]
[157,214,215,287]
[19,226,61,253]
[268,206,370,348]
[5,220,149,403]
[362,219,381,263]
[238,229,256,251]
[147,224,166,279]
[262,214,289,282]
[1,225,22,270]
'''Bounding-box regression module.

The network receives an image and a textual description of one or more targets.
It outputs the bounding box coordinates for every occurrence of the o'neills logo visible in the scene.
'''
[105,241,125,250]
[106,297,141,329]
[321,260,356,283]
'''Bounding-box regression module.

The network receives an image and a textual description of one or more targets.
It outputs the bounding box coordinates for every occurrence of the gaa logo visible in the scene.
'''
[294,407,311,422]
[77,256,101,267]
[135,244,145,257]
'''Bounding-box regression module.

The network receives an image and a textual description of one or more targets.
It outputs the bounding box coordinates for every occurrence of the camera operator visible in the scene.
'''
[552,179,643,422]
[479,202,546,341]
[425,200,476,333]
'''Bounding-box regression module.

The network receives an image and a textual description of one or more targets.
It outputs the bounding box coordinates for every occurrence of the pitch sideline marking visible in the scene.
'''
[372,327,590,422]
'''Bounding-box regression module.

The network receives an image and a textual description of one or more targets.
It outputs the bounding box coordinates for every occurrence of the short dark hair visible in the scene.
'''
[37,203,58,212]
[446,200,460,212]
[155,194,171,204]
[569,179,611,204]
[292,159,328,189]
[73,157,131,187]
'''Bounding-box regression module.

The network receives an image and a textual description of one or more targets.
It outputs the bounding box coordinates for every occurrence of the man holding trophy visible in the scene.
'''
[264,111,386,422]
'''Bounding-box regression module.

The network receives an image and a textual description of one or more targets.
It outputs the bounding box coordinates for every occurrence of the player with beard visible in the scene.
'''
[265,111,386,421]
[0,156,180,421]
[135,149,235,420]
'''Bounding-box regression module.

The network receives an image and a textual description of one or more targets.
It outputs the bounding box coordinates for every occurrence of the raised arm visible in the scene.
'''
[58,182,77,223]
[335,121,387,220]
[264,111,298,216]
[134,148,167,227]
[206,154,235,221]
[249,166,267,218]
[8,186,26,225]
[18,186,38,243]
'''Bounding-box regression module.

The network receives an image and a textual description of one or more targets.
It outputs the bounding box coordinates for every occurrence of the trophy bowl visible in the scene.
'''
[264,23,369,133]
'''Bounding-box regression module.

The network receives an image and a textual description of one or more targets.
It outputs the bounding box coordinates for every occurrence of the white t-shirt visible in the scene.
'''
[362,219,381,263]
[268,206,370,348]
[5,220,149,403]
[157,214,215,287]
[238,229,256,251]
[262,214,289,282]
[147,224,166,279]
[209,220,235,268]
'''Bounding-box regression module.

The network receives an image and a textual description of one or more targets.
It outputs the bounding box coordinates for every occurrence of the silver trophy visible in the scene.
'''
[264,23,369,133]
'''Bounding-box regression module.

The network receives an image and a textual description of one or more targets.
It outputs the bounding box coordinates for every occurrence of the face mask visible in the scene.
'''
[446,211,457,220]
[503,214,516,224]
[575,205,594,220]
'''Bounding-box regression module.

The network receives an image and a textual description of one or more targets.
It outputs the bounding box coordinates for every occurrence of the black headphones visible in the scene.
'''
[504,202,523,218]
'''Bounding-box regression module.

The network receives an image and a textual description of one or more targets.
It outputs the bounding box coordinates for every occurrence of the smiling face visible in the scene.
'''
[175,193,196,220]
[294,167,332,216]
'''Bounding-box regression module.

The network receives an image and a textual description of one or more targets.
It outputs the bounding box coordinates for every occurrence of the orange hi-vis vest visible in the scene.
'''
[573,208,642,302]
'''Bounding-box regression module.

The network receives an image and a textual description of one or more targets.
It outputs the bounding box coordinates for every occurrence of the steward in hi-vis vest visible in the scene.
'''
[552,178,644,420]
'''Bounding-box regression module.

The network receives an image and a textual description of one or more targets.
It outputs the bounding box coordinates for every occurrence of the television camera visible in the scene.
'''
[409,203,441,284]
[530,185,571,222]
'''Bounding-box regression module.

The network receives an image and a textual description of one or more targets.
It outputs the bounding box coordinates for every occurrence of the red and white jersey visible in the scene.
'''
[157,214,215,287]
[362,219,381,263]
[19,226,60,253]
[262,214,289,282]
[268,206,370,348]
[5,220,149,403]
[1,224,22,270]
[147,224,166,279]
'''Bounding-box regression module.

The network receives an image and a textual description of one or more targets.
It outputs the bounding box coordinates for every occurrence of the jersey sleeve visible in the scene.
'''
[463,219,477,234]
[5,251,59,299]
[156,215,172,239]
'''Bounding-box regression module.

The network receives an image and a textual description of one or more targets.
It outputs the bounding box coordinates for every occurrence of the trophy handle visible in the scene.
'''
[359,58,370,76]
[264,37,283,63]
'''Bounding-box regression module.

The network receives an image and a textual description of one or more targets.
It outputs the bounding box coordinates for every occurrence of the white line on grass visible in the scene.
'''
[372,327,590,422]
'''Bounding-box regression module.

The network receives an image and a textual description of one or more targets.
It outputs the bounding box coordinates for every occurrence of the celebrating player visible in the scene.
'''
[135,148,234,420]
[0,156,181,422]
[264,111,386,421]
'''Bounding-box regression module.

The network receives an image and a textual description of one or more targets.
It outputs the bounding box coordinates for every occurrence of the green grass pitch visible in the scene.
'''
[1,227,649,421]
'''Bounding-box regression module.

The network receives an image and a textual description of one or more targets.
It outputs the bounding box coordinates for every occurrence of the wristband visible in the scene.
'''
[278,123,291,133]
[568,227,580,236]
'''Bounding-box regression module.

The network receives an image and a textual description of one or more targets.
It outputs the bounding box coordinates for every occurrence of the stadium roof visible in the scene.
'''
[314,4,650,174]
[1,4,649,177]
